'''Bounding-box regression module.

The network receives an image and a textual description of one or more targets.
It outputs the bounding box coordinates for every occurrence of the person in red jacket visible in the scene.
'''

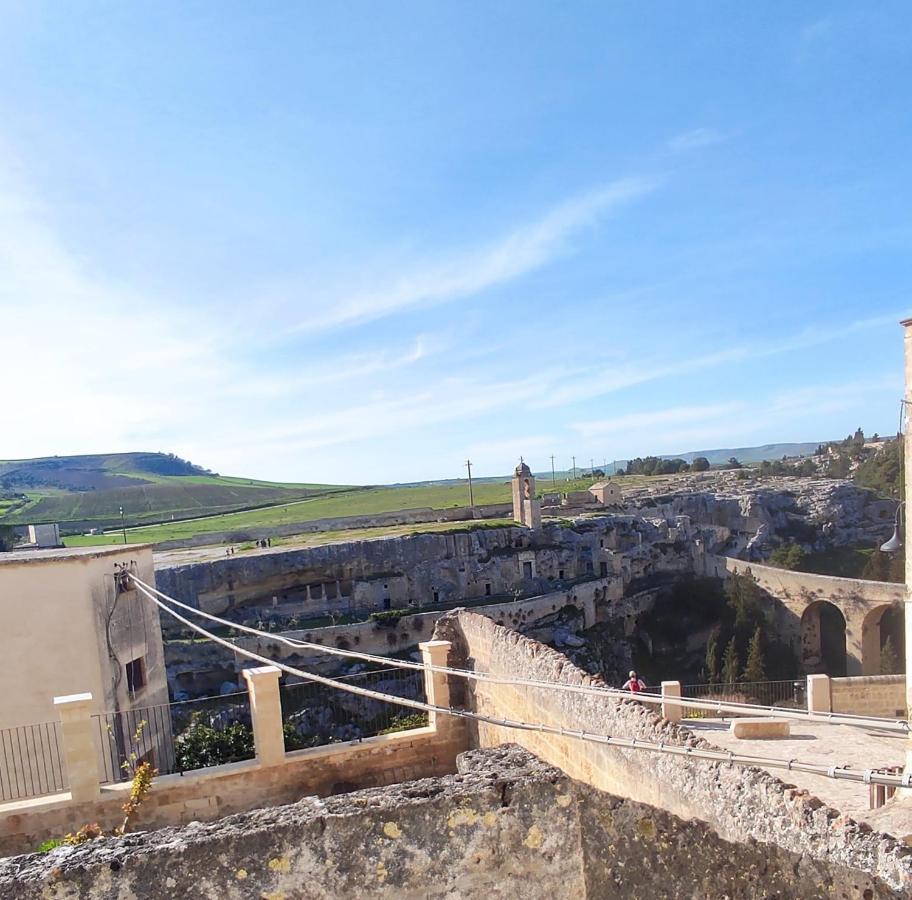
[622,670,646,693]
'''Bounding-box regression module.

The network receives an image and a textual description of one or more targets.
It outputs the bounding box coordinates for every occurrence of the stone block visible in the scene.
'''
[729,718,791,739]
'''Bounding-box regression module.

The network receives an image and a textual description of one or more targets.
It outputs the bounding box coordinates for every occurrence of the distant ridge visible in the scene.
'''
[660,442,824,465]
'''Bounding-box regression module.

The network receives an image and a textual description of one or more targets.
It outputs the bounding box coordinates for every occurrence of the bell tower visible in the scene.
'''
[511,458,541,529]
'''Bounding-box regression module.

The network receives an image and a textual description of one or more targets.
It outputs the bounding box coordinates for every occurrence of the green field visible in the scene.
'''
[63,480,513,546]
[0,452,353,529]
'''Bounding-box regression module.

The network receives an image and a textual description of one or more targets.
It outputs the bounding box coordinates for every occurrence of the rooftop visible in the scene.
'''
[0,544,152,566]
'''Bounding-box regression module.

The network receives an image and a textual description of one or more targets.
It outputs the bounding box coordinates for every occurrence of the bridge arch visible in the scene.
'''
[861,602,905,675]
[800,600,847,676]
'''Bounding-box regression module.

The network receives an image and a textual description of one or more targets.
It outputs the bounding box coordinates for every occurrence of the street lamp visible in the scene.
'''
[881,503,903,553]
[119,506,127,545]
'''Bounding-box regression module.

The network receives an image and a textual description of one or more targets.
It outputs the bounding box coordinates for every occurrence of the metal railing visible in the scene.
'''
[281,667,428,750]
[0,721,67,802]
[94,690,253,783]
[681,680,806,719]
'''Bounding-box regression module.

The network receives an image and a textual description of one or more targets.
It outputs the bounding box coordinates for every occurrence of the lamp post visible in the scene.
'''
[901,317,912,775]
[119,506,127,545]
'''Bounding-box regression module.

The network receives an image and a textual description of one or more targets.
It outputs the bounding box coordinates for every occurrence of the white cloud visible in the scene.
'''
[572,403,744,439]
[288,177,661,333]
[666,128,729,153]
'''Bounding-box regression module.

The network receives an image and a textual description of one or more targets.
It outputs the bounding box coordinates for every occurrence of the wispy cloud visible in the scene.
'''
[572,403,743,439]
[289,177,661,333]
[666,128,729,153]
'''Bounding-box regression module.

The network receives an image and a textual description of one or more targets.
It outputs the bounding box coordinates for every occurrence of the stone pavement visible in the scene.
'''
[688,718,912,839]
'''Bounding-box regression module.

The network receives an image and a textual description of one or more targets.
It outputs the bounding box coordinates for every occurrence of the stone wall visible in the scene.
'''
[433,611,912,891]
[0,723,464,859]
[705,555,904,676]
[1,746,900,899]
[152,503,514,550]
[165,580,611,691]
[153,516,677,629]
[830,675,906,718]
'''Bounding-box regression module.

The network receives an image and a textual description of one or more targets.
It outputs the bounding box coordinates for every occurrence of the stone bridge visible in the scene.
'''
[705,555,905,677]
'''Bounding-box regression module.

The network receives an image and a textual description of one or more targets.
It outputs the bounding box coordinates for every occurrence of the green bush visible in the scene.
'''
[770,543,805,570]
[174,716,254,770]
[378,713,429,735]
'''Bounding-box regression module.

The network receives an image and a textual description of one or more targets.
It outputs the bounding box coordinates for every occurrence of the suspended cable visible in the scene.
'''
[129,574,909,733]
[131,578,911,790]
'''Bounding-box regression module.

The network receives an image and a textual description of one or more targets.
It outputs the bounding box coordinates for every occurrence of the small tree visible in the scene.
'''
[721,637,740,686]
[770,543,804,571]
[880,636,901,675]
[691,457,711,472]
[704,632,720,682]
[742,627,766,683]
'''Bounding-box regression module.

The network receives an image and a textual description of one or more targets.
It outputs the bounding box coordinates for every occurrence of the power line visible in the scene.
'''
[130,577,911,790]
[128,575,909,733]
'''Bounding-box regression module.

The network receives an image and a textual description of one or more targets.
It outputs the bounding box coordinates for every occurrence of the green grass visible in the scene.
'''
[62,479,513,545]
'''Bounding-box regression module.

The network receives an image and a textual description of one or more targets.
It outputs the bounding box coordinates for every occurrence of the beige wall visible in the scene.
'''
[830,675,906,718]
[0,546,167,731]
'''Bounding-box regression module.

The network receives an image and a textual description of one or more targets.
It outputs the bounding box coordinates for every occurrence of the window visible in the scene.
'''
[485,583,491,596]
[559,569,565,581]
[600,562,608,577]
[126,657,146,693]
[433,591,439,603]
[522,561,533,579]
[383,598,391,610]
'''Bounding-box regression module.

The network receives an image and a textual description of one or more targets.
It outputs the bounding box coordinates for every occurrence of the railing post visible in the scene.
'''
[242,666,285,767]
[419,640,454,736]
[807,674,831,714]
[54,692,100,803]
[661,681,682,722]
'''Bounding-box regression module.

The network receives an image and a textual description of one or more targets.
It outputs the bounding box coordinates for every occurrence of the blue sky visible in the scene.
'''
[1,2,910,483]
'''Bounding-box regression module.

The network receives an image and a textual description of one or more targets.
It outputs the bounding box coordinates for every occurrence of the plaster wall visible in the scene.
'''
[0,546,167,730]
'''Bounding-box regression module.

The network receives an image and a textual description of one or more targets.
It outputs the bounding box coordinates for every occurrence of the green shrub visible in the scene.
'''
[174,716,254,770]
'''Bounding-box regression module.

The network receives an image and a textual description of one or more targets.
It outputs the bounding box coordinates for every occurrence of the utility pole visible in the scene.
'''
[550,454,556,487]
[465,459,474,509]
[571,456,577,480]
[590,457,594,475]
[119,505,127,545]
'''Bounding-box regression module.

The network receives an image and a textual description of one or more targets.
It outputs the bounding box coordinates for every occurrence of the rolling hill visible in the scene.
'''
[0,453,353,531]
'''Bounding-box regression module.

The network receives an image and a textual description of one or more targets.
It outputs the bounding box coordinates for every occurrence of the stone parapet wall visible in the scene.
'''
[434,611,912,892]
[0,746,898,899]
[0,725,465,859]
[830,674,906,718]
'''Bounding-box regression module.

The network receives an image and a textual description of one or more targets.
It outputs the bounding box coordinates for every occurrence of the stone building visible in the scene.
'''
[588,480,622,506]
[511,460,541,529]
[0,545,169,785]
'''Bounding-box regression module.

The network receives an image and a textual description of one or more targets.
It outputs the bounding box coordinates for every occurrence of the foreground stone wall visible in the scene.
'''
[435,611,912,891]
[1,746,899,899]
[0,725,464,858]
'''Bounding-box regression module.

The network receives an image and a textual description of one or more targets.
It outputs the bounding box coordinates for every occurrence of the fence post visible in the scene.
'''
[54,692,100,803]
[661,681,682,722]
[419,640,453,736]
[242,666,285,767]
[807,674,832,714]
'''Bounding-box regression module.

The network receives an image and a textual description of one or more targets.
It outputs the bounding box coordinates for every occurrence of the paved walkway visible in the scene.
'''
[687,718,911,838]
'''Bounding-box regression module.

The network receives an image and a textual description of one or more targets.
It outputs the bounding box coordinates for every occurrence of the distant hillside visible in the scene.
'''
[663,442,824,465]
[0,452,352,531]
